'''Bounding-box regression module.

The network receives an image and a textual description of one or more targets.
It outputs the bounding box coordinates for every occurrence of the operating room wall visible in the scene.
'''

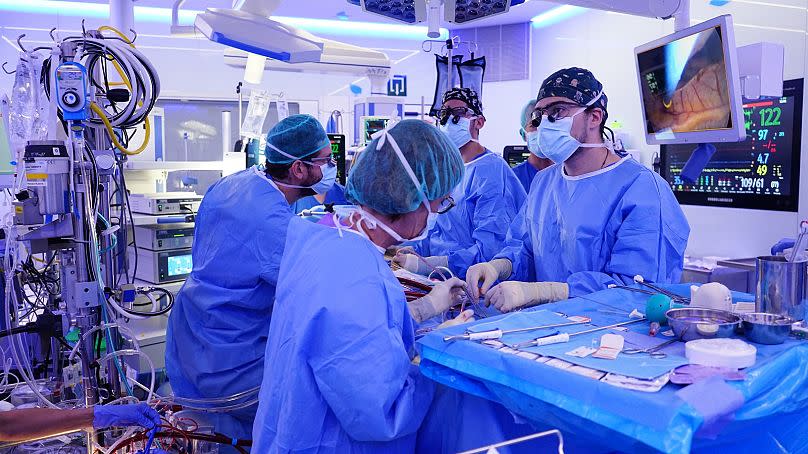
[530,1,808,260]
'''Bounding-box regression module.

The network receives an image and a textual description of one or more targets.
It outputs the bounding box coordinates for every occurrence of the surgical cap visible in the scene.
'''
[265,114,330,164]
[442,87,484,116]
[537,67,608,112]
[346,120,464,215]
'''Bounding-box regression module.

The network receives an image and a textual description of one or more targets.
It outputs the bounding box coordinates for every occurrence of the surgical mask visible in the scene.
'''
[537,91,607,164]
[440,116,476,148]
[265,142,336,194]
[526,130,544,158]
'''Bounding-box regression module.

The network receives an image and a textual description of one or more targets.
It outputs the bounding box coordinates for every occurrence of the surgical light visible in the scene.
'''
[347,0,526,26]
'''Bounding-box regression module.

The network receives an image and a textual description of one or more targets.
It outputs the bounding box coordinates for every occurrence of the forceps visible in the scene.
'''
[622,338,678,359]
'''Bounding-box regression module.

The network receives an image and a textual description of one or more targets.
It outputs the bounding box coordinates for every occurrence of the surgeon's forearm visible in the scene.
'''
[0,408,93,442]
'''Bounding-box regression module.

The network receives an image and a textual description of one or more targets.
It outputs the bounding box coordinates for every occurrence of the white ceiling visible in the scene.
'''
[133,0,559,29]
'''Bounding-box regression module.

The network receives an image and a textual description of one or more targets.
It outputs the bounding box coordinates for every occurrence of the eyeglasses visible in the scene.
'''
[436,196,455,215]
[530,102,585,128]
[304,156,337,168]
[437,107,475,125]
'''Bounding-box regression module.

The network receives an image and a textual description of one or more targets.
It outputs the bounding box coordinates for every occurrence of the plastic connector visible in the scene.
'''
[120,283,137,304]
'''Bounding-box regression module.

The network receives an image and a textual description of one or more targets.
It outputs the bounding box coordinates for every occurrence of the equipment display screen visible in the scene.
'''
[363,117,389,144]
[638,25,732,134]
[167,254,193,277]
[661,79,803,211]
[328,133,347,186]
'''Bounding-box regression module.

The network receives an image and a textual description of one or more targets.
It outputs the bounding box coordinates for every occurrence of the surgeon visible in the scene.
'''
[395,88,526,279]
[466,67,690,312]
[252,120,467,452]
[512,98,554,192]
[165,114,337,441]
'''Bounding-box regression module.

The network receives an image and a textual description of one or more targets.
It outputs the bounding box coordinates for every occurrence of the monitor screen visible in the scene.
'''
[167,254,193,277]
[328,133,347,186]
[660,78,803,211]
[361,117,390,145]
[503,145,530,168]
[635,15,744,145]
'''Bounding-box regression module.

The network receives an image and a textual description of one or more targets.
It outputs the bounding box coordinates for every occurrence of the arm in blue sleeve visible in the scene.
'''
[307,279,435,442]
[566,176,689,298]
[446,173,527,278]
[494,199,535,282]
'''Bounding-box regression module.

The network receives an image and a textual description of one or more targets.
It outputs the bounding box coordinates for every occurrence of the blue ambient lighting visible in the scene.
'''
[530,5,586,28]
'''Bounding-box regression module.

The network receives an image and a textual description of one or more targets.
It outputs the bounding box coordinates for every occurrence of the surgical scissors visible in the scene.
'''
[622,338,678,359]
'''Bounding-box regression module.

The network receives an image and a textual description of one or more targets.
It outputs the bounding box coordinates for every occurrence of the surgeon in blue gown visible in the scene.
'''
[395,88,526,279]
[289,182,349,215]
[466,67,690,312]
[251,120,471,453]
[165,114,337,441]
[512,98,553,192]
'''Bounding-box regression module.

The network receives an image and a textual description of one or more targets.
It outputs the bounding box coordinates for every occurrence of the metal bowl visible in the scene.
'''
[666,308,741,341]
[742,312,794,345]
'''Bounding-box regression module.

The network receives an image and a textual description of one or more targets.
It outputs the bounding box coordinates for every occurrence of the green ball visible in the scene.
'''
[645,294,673,324]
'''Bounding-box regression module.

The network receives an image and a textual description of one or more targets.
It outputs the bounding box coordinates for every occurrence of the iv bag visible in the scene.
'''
[240,89,271,139]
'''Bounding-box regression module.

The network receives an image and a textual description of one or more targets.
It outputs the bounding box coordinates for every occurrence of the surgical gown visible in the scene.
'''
[252,217,435,453]
[495,156,689,298]
[412,150,526,278]
[165,166,292,440]
[511,160,538,193]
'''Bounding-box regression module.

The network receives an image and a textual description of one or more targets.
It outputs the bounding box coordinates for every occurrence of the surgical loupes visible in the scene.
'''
[443,318,591,342]
[513,318,647,348]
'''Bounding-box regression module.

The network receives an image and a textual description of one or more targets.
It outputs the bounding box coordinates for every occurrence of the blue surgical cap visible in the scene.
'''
[265,114,330,164]
[346,120,464,215]
[520,98,537,128]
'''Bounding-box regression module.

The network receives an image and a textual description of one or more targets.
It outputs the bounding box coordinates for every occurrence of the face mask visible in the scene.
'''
[265,142,336,194]
[526,130,545,158]
[536,91,609,164]
[440,116,476,148]
[310,161,337,194]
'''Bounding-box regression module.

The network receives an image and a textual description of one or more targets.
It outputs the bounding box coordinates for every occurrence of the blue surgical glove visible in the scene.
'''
[93,403,161,430]
[772,238,796,255]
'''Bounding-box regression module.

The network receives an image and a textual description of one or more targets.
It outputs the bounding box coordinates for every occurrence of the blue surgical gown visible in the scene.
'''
[165,166,291,440]
[252,217,435,453]
[289,183,349,215]
[511,160,538,193]
[495,156,690,298]
[412,150,526,279]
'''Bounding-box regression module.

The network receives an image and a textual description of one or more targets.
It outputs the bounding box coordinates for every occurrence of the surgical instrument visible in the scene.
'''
[622,338,678,359]
[633,275,690,303]
[514,318,647,348]
[443,318,592,342]
[598,308,645,319]
[607,284,656,296]
[789,220,808,262]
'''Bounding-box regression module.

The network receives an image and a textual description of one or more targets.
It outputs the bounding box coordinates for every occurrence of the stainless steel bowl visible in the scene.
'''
[742,312,794,345]
[666,308,741,341]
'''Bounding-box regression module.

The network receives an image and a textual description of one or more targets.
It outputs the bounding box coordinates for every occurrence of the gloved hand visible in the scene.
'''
[436,309,475,329]
[465,259,513,300]
[772,238,796,255]
[485,281,569,313]
[93,403,161,430]
[393,251,449,276]
[408,277,468,323]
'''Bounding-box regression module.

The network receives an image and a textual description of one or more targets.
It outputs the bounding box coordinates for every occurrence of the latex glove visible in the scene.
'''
[93,403,161,430]
[465,259,513,301]
[408,277,468,323]
[485,281,569,313]
[436,309,475,329]
[393,252,449,276]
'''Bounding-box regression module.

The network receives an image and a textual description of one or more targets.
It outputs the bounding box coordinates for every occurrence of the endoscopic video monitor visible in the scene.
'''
[635,15,745,145]
[660,78,803,212]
